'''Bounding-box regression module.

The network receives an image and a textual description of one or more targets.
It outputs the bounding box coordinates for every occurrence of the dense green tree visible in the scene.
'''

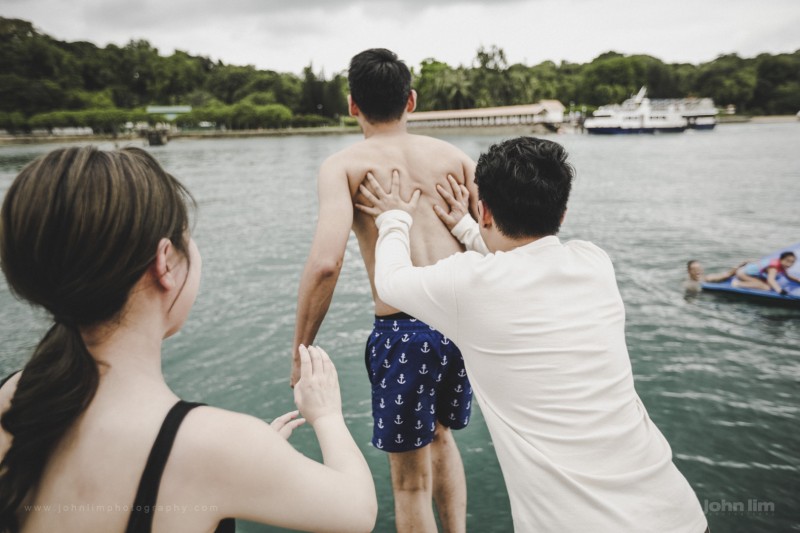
[694,54,757,112]
[414,59,454,110]
[1,15,798,135]
[205,64,255,104]
[752,52,800,114]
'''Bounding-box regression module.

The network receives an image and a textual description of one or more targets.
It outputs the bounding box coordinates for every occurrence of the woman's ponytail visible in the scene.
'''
[0,323,99,532]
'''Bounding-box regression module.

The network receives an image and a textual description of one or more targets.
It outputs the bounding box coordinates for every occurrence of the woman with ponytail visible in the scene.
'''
[0,147,376,533]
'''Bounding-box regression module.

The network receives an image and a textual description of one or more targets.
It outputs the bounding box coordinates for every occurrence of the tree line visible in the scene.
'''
[1,17,799,134]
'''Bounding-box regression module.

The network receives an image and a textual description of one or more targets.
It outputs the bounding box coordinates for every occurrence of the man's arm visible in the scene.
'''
[373,211,460,338]
[704,262,747,283]
[291,158,353,386]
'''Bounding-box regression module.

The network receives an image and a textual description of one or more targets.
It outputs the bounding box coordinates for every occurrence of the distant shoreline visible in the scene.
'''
[1,116,796,146]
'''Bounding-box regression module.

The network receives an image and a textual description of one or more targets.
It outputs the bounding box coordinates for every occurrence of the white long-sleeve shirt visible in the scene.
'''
[374,210,707,533]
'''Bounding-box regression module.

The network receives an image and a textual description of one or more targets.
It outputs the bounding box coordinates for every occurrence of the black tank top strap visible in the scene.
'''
[0,370,21,389]
[125,400,235,533]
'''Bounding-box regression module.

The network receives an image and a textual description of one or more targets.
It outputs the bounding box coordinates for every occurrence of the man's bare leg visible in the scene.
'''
[389,446,437,532]
[431,423,467,533]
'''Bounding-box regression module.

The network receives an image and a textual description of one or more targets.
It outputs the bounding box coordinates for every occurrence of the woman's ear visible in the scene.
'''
[152,238,175,291]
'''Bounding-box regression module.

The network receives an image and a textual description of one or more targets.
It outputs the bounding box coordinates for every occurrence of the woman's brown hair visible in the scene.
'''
[0,146,194,532]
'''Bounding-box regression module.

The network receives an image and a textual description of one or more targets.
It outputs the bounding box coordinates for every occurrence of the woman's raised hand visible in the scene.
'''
[293,345,342,425]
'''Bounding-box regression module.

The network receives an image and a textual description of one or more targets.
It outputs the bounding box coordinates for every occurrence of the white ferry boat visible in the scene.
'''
[585,87,717,134]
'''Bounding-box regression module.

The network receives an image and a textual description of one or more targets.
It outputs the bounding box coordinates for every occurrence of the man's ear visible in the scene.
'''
[407,90,417,113]
[152,238,175,291]
[479,200,493,228]
[560,209,567,225]
[348,94,359,117]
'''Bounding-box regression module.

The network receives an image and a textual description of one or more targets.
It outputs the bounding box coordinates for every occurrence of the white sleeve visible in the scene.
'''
[374,210,459,340]
[451,215,490,255]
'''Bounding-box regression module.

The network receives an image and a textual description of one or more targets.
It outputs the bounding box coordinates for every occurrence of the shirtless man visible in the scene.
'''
[684,259,746,292]
[291,49,476,533]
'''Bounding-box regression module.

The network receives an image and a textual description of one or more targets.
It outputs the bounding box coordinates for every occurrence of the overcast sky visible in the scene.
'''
[4,0,799,75]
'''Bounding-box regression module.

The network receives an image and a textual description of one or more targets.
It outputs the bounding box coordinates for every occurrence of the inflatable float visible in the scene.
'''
[701,241,800,307]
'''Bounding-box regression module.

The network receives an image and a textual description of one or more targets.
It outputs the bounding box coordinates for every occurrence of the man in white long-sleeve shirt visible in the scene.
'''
[356,137,709,532]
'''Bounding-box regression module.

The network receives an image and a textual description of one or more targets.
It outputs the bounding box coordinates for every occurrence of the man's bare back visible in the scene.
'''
[323,132,476,316]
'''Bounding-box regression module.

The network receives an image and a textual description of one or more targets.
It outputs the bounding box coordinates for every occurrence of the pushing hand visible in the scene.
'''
[433,174,470,231]
[355,170,421,217]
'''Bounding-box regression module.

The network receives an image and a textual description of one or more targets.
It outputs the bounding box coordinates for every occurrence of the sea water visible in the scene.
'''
[0,122,798,532]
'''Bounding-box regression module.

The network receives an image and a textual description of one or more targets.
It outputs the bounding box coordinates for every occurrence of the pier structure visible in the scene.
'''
[407,100,565,129]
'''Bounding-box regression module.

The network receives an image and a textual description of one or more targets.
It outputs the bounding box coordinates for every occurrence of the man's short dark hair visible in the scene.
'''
[474,137,574,238]
[348,48,411,124]
[780,251,796,260]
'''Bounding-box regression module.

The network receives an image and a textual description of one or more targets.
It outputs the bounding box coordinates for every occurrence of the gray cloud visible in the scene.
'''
[3,0,798,74]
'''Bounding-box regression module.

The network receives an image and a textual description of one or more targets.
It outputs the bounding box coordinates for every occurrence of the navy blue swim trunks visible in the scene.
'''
[365,312,472,453]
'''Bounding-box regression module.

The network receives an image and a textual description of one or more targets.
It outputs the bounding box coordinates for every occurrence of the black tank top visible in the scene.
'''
[125,400,235,533]
[0,373,235,533]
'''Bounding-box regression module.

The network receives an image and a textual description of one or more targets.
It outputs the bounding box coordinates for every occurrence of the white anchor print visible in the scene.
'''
[392,321,399,332]
[380,378,387,389]
[430,421,436,431]
[414,437,423,447]
[435,373,442,383]
[449,413,456,420]
[394,415,403,425]
[409,318,417,322]
[397,374,406,385]
[441,336,450,345]
[379,397,385,409]
[454,384,463,393]
[429,404,435,414]
[399,353,408,364]
[395,434,404,444]
[377,418,384,429]
[458,368,467,378]
[417,384,425,394]
[384,339,391,349]
[395,394,404,405]
[419,364,429,375]
[376,438,384,449]
[464,416,470,425]
[415,420,423,430]
[414,402,423,412]
[371,346,377,357]
[441,355,448,366]
[429,388,435,397]
[451,399,459,407]
[401,334,410,342]
[466,400,471,409]
[420,342,430,353]
[382,359,391,369]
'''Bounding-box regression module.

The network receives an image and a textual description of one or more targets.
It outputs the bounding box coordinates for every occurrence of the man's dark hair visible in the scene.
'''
[779,251,796,260]
[687,260,699,271]
[474,137,574,238]
[348,48,411,124]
